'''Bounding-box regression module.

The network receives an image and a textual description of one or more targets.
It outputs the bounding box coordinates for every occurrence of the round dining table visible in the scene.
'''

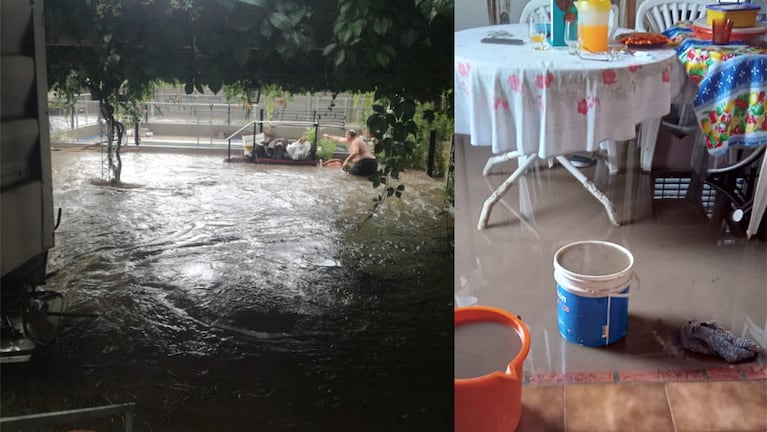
[455,24,686,229]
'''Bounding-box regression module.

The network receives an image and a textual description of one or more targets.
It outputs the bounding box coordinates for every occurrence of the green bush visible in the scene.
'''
[411,98,454,177]
[316,139,337,160]
[305,127,338,160]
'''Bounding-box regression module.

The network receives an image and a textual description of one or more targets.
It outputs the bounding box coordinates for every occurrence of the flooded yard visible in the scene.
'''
[1,148,453,431]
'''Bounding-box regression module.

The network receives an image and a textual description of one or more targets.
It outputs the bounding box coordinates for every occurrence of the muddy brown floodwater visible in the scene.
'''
[1,148,453,431]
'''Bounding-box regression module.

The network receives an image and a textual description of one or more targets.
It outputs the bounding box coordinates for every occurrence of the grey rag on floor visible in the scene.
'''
[680,320,761,363]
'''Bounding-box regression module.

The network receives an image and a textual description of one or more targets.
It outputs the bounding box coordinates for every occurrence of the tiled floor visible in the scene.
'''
[453,130,766,430]
[519,380,767,432]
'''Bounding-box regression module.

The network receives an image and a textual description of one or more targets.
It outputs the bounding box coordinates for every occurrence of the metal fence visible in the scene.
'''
[49,88,372,143]
[48,99,100,132]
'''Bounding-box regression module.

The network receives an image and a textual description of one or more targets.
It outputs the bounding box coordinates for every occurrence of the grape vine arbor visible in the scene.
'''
[45,0,453,205]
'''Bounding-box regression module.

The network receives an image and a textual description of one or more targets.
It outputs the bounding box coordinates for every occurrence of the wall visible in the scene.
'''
[145,123,347,142]
[455,0,535,30]
[1,0,55,283]
[455,0,489,30]
[456,0,632,30]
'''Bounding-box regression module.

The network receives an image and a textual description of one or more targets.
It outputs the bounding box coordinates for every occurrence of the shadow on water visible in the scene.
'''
[1,149,453,431]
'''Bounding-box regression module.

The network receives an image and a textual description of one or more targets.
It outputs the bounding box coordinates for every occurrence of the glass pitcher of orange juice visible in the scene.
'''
[575,0,619,52]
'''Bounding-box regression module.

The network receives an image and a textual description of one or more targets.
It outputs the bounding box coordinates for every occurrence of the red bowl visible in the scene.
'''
[691,18,767,41]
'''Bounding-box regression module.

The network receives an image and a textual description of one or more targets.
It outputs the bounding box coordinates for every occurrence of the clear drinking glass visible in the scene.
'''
[712,18,733,44]
[564,20,579,55]
[528,16,548,50]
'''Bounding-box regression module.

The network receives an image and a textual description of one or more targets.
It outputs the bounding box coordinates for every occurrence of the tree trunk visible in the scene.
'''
[114,121,124,182]
[100,100,114,181]
[99,100,124,183]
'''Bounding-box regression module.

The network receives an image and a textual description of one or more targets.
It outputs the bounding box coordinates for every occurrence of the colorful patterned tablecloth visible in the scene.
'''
[664,23,767,156]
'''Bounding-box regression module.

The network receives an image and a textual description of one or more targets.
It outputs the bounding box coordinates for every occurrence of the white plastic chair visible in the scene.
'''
[634,0,708,171]
[635,0,709,32]
[519,0,552,23]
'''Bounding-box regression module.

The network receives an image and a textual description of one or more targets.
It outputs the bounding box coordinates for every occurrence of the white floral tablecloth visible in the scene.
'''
[455,24,687,158]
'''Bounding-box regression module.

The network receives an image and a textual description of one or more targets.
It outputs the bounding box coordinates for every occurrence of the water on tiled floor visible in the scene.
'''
[454,136,767,377]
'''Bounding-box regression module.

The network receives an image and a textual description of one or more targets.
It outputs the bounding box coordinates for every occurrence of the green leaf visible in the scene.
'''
[323,43,337,56]
[373,18,387,35]
[372,104,385,114]
[383,45,396,59]
[405,120,418,134]
[397,184,405,191]
[339,1,352,16]
[334,49,346,66]
[269,12,291,30]
[333,20,345,34]
[194,79,204,94]
[352,20,364,38]
[340,23,354,44]
[386,187,394,197]
[400,99,416,120]
[238,0,267,7]
[371,117,389,134]
[358,0,370,15]
[184,81,194,95]
[208,78,222,94]
[393,127,407,142]
[401,28,419,47]
[375,51,389,67]
[261,21,274,38]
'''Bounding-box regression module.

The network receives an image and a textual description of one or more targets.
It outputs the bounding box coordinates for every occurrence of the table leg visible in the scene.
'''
[604,140,620,175]
[482,150,521,175]
[477,155,539,230]
[638,117,661,172]
[556,155,621,227]
[747,154,767,239]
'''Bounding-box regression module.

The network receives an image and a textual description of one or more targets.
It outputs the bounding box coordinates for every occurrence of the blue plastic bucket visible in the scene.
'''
[553,241,638,346]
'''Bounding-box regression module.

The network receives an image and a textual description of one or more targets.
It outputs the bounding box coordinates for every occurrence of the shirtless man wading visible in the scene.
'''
[322,130,378,176]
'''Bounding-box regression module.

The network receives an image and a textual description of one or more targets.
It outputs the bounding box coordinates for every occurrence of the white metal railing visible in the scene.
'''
[48,91,367,147]
[225,119,322,161]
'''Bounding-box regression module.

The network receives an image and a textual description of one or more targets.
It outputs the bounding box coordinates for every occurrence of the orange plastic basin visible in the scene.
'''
[455,306,531,432]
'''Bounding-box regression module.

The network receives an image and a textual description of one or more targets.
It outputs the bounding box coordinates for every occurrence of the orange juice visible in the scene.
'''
[530,34,546,43]
[578,24,609,52]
